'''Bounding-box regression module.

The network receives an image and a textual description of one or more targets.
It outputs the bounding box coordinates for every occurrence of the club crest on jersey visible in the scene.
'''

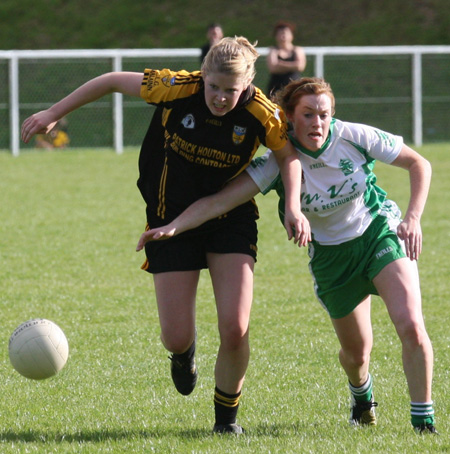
[162,76,177,87]
[232,126,246,145]
[339,159,354,176]
[181,114,195,129]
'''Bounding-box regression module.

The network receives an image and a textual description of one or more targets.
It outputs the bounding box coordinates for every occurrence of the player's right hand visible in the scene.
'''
[136,226,177,251]
[21,111,58,143]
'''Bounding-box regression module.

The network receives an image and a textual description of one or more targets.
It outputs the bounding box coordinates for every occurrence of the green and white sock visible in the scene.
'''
[349,373,373,402]
[411,401,435,427]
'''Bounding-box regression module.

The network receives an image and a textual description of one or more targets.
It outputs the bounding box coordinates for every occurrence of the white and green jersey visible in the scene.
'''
[246,119,404,245]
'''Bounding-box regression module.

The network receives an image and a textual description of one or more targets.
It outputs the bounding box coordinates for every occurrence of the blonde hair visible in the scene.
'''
[275,77,336,116]
[201,36,259,84]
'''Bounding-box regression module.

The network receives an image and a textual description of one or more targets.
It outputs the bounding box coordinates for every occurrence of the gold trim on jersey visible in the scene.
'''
[157,155,169,219]
[141,69,202,104]
[140,223,150,271]
[246,88,288,146]
[161,107,171,127]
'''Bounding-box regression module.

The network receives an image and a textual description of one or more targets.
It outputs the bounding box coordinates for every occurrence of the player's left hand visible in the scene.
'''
[284,211,311,247]
[397,216,422,260]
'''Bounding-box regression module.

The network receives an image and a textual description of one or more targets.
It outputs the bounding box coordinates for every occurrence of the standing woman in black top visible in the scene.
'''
[21,36,310,434]
[200,23,224,63]
[267,21,307,96]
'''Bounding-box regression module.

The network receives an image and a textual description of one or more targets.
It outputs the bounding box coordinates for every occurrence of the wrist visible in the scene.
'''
[404,211,422,222]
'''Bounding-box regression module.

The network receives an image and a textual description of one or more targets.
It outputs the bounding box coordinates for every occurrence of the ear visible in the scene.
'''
[244,76,254,90]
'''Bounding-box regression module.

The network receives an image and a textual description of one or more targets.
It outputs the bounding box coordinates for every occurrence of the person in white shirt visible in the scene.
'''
[136,77,437,434]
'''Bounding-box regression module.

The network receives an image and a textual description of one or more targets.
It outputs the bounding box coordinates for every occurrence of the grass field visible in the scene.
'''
[0,144,449,453]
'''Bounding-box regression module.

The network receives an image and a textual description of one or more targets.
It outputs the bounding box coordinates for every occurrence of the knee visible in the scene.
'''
[219,322,249,351]
[341,347,371,369]
[160,329,194,354]
[397,320,430,349]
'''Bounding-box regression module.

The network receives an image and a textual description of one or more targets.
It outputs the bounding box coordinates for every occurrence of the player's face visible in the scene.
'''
[288,94,333,151]
[204,73,248,117]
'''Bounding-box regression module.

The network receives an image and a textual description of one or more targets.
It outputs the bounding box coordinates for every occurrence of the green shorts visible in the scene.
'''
[307,215,406,319]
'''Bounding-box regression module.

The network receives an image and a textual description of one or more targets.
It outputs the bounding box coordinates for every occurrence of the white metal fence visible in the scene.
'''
[1,45,449,155]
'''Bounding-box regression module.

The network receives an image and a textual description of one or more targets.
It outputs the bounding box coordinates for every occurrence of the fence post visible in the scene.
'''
[315,51,324,78]
[412,52,423,147]
[9,54,20,156]
[113,54,123,154]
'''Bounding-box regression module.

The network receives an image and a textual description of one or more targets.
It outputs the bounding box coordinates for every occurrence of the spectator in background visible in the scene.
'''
[35,118,70,149]
[266,21,306,97]
[200,23,224,63]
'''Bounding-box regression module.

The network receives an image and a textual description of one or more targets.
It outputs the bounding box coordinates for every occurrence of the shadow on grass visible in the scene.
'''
[0,421,322,443]
[0,427,212,443]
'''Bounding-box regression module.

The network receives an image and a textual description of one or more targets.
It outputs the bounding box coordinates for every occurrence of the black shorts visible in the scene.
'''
[141,218,258,274]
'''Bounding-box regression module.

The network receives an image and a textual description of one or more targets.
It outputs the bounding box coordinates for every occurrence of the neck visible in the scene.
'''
[278,42,293,51]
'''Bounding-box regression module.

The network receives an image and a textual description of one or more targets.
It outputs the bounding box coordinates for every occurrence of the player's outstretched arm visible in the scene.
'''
[21,72,143,143]
[136,173,260,251]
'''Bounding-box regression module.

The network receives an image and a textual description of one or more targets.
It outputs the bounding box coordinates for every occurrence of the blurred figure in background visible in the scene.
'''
[200,23,224,63]
[35,118,70,149]
[266,21,306,97]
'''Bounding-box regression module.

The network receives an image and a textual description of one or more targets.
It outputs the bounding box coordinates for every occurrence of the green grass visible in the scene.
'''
[0,144,449,453]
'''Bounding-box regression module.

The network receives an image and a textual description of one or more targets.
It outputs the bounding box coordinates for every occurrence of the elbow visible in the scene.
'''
[296,60,306,72]
[425,157,432,176]
[420,156,432,180]
[104,72,122,92]
[411,156,432,184]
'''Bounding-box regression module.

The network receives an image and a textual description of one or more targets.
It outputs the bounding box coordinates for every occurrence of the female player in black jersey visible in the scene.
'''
[21,36,310,434]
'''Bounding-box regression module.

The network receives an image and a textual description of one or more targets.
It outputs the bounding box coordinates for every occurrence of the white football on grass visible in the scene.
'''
[9,318,69,380]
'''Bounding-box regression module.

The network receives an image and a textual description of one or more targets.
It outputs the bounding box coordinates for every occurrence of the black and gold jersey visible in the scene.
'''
[137,69,288,226]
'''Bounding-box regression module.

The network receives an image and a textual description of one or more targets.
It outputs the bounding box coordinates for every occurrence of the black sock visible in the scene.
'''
[214,386,241,425]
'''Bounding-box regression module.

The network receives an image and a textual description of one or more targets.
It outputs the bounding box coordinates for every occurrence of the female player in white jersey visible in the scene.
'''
[137,77,437,434]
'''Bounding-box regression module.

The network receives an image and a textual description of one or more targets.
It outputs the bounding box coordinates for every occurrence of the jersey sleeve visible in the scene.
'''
[349,122,404,164]
[245,149,281,195]
[247,89,288,151]
[140,69,202,104]
[263,106,288,151]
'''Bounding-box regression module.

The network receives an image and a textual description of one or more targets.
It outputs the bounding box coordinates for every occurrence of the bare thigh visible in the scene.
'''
[207,253,254,347]
[331,295,373,358]
[153,270,200,352]
[373,257,424,336]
